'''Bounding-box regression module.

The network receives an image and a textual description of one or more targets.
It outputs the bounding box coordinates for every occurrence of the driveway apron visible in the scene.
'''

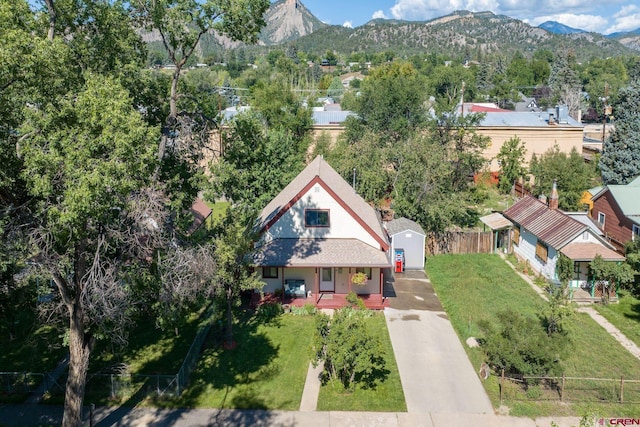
[384,271,493,414]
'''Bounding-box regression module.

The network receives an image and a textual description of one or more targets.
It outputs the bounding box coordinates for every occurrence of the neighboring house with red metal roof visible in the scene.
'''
[251,155,391,305]
[591,176,640,253]
[503,194,623,297]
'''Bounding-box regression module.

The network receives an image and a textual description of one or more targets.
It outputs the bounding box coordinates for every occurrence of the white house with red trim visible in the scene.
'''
[251,156,391,303]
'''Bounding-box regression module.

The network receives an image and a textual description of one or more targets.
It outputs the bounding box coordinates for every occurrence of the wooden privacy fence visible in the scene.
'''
[426,231,493,256]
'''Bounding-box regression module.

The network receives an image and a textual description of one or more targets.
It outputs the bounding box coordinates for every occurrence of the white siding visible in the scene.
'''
[390,230,426,270]
[263,183,380,249]
[513,229,558,281]
[259,267,381,295]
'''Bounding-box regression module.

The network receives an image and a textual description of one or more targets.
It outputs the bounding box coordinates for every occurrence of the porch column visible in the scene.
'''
[314,268,320,303]
[348,268,352,293]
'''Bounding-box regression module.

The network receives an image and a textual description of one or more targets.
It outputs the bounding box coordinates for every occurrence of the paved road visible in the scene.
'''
[384,270,493,414]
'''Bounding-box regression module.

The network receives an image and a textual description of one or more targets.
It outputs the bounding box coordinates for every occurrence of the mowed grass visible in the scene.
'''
[595,291,640,349]
[427,254,640,417]
[176,313,315,410]
[316,312,406,412]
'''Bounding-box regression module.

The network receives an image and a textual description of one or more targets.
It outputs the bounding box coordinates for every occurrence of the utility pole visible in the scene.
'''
[460,81,466,117]
[601,83,610,142]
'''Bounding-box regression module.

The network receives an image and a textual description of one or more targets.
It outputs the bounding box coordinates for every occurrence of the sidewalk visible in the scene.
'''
[0,404,584,427]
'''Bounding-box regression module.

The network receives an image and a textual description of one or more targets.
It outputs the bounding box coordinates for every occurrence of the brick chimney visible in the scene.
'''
[549,180,559,209]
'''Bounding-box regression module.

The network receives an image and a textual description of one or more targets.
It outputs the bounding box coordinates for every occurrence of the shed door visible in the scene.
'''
[320,268,334,292]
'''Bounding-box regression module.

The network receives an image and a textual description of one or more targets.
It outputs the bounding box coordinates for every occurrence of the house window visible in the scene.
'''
[512,227,520,246]
[262,267,278,279]
[633,224,640,241]
[597,212,606,227]
[305,209,330,227]
[355,267,372,280]
[535,240,548,262]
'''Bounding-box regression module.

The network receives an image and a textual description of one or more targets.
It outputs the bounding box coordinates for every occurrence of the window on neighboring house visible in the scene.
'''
[262,267,278,279]
[305,209,330,227]
[597,212,606,227]
[633,224,640,241]
[512,227,520,246]
[355,267,372,280]
[535,240,548,262]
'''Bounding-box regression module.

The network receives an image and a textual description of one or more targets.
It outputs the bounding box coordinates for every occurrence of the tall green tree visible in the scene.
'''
[529,145,598,210]
[599,81,640,185]
[351,61,428,143]
[496,136,527,193]
[20,76,160,427]
[548,50,582,119]
[210,209,263,347]
[131,0,269,160]
[209,112,308,211]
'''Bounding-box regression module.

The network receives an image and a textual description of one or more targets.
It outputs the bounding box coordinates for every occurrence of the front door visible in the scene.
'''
[320,268,334,292]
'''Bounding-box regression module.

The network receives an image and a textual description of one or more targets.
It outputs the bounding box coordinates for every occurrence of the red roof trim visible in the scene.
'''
[261,176,389,251]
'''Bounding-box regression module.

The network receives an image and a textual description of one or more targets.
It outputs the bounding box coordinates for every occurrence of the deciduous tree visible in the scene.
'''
[496,136,527,193]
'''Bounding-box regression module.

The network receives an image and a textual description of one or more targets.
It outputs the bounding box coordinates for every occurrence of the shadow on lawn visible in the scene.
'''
[175,310,281,409]
[624,297,640,322]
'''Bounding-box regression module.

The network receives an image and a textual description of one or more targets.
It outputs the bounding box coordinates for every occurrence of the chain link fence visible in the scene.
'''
[2,305,216,403]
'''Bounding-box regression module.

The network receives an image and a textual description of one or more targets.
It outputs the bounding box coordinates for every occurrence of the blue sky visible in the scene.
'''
[296,0,640,35]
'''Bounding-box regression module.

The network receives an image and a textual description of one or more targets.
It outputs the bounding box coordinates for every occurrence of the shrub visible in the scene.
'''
[345,291,367,310]
[256,302,283,321]
[290,303,317,316]
[312,308,387,390]
[478,309,567,378]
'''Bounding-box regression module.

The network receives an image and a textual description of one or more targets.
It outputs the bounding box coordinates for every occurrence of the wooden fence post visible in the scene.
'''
[500,369,504,404]
[560,374,565,402]
[620,375,624,403]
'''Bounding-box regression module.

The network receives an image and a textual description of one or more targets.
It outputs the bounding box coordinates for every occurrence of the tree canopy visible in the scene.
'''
[599,81,640,185]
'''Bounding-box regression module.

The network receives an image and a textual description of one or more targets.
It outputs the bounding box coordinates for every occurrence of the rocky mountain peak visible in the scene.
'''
[260,0,327,45]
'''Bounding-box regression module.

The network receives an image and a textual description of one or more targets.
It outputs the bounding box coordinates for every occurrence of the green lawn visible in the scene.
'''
[316,312,406,412]
[427,254,640,418]
[594,291,640,349]
[176,312,315,410]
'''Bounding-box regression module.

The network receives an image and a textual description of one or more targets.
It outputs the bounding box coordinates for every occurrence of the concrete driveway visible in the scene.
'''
[384,270,493,414]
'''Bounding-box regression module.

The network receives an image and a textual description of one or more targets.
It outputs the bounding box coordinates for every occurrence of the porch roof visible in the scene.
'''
[251,238,392,268]
[560,243,625,262]
[479,212,513,230]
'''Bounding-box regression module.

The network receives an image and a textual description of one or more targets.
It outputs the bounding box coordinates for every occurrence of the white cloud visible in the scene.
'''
[526,13,609,33]
[390,0,499,21]
[372,10,388,19]
[343,20,353,28]
[607,5,640,33]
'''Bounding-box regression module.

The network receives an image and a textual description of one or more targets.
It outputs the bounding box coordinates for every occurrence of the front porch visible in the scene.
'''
[251,292,389,310]
[569,280,618,303]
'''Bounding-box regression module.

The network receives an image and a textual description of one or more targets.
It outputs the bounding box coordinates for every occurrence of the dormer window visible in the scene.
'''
[305,209,330,227]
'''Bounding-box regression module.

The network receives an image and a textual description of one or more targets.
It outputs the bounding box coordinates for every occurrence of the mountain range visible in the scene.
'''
[152,1,640,61]
[258,3,640,58]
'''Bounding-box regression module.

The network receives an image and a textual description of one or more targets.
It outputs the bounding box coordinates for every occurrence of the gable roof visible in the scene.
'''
[256,155,388,250]
[593,178,640,223]
[387,217,426,236]
[503,195,587,249]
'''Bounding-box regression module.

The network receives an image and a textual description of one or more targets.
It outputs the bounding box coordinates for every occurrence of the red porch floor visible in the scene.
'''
[251,292,389,310]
